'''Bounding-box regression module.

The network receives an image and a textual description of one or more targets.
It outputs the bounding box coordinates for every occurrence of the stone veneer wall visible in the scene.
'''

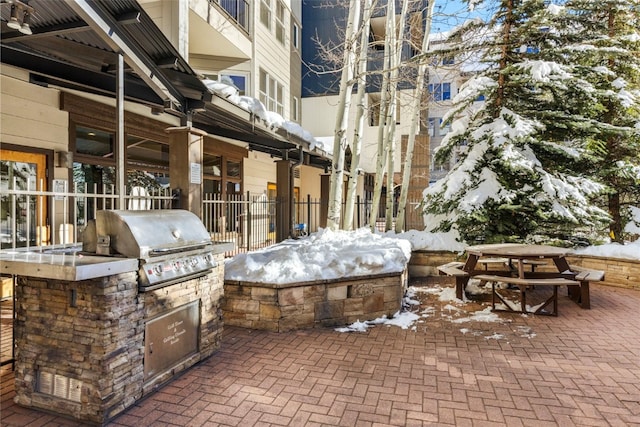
[13,253,224,425]
[566,255,639,291]
[223,270,408,332]
[409,250,639,290]
[408,250,461,277]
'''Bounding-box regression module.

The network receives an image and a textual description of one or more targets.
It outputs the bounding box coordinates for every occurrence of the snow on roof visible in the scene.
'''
[202,78,328,153]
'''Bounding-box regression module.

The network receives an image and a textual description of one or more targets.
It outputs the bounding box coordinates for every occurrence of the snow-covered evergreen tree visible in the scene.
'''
[421,0,615,245]
[556,0,640,242]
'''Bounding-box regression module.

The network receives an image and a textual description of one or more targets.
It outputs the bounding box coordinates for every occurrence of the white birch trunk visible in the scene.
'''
[343,0,373,230]
[368,0,396,231]
[384,0,409,231]
[326,0,361,230]
[395,0,436,232]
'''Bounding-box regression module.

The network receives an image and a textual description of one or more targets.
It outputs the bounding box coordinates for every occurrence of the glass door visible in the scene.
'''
[0,149,47,249]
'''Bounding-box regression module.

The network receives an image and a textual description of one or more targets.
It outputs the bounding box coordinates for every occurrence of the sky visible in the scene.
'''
[432,0,492,33]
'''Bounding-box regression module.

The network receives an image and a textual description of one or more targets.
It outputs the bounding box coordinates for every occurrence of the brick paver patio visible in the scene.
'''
[2,281,639,426]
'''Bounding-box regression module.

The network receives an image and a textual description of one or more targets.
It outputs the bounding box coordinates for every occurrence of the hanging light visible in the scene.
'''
[19,9,32,35]
[7,4,21,30]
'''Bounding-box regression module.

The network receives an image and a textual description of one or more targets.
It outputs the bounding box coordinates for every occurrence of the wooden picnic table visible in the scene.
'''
[438,243,604,316]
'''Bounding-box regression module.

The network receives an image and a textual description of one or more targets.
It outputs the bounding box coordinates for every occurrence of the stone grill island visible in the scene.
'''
[1,210,231,425]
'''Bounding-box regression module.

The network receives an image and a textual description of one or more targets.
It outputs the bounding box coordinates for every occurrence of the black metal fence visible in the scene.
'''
[0,184,424,256]
[202,192,425,257]
[0,181,174,251]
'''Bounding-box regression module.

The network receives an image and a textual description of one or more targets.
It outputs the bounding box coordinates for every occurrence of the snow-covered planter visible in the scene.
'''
[223,271,407,332]
[222,229,412,331]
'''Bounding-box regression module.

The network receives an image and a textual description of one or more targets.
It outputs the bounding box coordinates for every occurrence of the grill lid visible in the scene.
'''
[93,210,212,259]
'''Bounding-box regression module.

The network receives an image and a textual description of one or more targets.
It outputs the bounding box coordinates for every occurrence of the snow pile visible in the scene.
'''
[224,227,412,284]
[226,226,639,288]
[574,239,640,261]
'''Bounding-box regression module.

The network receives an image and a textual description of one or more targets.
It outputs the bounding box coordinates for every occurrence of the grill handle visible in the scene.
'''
[148,242,211,256]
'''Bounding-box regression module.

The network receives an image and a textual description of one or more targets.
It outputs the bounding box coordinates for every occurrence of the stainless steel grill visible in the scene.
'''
[83,210,218,291]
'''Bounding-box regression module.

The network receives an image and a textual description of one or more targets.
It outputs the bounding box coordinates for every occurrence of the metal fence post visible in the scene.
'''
[246,191,252,250]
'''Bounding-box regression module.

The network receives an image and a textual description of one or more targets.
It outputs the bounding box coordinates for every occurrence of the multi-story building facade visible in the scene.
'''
[300,0,479,227]
[0,0,330,252]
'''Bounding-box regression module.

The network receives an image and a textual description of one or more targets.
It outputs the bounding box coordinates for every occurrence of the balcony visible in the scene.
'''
[211,0,250,33]
[189,0,252,64]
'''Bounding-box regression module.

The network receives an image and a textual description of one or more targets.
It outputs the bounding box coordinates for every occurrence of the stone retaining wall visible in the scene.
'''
[223,270,408,332]
[408,250,461,277]
[409,250,639,290]
[566,255,639,291]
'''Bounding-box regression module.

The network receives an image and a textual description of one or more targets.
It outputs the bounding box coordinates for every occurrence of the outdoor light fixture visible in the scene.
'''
[5,1,34,35]
[19,9,31,35]
[7,4,20,29]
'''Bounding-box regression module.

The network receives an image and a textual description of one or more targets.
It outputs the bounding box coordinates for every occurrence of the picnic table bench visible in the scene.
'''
[437,261,468,299]
[474,274,578,316]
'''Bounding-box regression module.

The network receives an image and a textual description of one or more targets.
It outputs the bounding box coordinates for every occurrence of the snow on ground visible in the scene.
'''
[225,227,638,287]
[574,239,640,260]
[224,227,412,284]
[335,283,506,334]
[224,226,638,335]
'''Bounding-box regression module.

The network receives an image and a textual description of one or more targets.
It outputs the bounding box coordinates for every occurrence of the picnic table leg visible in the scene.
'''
[567,282,591,309]
[579,281,590,309]
[455,277,467,300]
[492,282,496,310]
[520,285,527,314]
[553,256,571,274]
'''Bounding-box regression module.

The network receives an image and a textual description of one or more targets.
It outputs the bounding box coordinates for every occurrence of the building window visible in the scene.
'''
[260,0,272,30]
[427,117,451,136]
[203,72,248,96]
[292,22,299,49]
[442,55,455,65]
[259,69,284,115]
[428,83,451,101]
[292,96,299,122]
[275,1,285,44]
[203,155,242,197]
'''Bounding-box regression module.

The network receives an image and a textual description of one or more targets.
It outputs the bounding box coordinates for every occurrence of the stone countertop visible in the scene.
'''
[0,250,138,281]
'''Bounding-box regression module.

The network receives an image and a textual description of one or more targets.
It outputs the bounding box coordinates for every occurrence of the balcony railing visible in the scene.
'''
[210,0,250,34]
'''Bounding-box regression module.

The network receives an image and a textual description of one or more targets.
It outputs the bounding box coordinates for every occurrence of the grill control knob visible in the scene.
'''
[154,264,163,275]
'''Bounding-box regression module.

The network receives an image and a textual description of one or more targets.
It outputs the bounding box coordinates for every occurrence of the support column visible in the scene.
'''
[319,174,330,229]
[166,126,207,218]
[276,160,294,242]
